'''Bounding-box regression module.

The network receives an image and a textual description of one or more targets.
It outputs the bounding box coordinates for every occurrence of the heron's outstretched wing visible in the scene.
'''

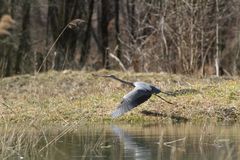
[112,88,152,118]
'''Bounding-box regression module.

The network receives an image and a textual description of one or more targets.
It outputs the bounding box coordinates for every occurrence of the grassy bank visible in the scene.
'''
[0,70,240,125]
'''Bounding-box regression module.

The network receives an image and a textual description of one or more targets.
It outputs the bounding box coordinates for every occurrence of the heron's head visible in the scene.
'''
[151,86,161,94]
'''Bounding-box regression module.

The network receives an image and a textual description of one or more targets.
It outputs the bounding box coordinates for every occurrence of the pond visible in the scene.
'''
[2,123,240,160]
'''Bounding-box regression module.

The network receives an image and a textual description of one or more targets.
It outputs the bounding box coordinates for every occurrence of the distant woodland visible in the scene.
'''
[1,0,240,77]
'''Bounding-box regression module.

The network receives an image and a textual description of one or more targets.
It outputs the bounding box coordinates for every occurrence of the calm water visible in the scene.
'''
[5,123,240,160]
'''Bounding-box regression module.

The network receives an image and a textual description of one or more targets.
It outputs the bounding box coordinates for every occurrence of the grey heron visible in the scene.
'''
[93,74,173,118]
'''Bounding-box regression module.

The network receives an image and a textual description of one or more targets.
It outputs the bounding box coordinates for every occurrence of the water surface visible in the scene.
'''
[4,123,240,160]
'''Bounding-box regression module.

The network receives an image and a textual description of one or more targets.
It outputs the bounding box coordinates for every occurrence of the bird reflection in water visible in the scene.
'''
[111,125,152,160]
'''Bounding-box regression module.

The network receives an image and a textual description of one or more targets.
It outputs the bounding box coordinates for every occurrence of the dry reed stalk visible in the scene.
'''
[163,137,186,152]
[0,123,41,159]
[39,123,76,152]
[37,19,85,73]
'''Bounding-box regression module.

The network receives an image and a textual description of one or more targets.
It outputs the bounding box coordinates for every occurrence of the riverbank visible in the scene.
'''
[0,70,240,125]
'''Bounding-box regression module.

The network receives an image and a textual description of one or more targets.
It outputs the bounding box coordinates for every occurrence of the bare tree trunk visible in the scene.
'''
[79,0,94,68]
[127,0,136,43]
[215,0,219,77]
[15,0,31,74]
[233,33,240,76]
[190,0,194,72]
[3,1,15,77]
[115,0,121,60]
[101,0,110,69]
[200,1,204,77]
[232,5,240,76]
[47,0,60,69]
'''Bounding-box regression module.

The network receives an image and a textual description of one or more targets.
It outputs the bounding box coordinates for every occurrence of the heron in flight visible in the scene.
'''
[93,74,173,118]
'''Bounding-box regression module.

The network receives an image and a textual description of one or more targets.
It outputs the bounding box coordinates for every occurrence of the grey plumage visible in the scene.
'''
[92,74,173,118]
[112,82,160,118]
[112,87,151,118]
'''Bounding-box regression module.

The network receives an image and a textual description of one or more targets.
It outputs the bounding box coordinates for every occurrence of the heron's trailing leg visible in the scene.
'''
[160,91,176,97]
[92,74,134,87]
[154,94,175,105]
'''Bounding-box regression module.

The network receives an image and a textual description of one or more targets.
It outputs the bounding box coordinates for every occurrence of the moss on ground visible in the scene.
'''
[0,70,240,125]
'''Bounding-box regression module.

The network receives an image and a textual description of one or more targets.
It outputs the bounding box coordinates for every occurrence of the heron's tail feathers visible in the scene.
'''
[111,104,132,118]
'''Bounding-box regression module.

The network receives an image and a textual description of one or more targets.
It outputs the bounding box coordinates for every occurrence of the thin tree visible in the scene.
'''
[79,0,94,68]
[115,0,121,60]
[215,0,219,77]
[101,0,110,69]
[15,0,31,74]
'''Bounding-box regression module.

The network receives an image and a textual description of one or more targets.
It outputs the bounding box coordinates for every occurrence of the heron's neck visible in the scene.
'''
[112,76,134,87]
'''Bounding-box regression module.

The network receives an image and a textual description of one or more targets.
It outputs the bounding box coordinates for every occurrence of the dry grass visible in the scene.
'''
[0,70,240,125]
[0,122,82,159]
[0,123,43,159]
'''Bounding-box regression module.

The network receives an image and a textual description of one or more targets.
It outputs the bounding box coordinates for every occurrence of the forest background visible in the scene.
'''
[1,0,240,77]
